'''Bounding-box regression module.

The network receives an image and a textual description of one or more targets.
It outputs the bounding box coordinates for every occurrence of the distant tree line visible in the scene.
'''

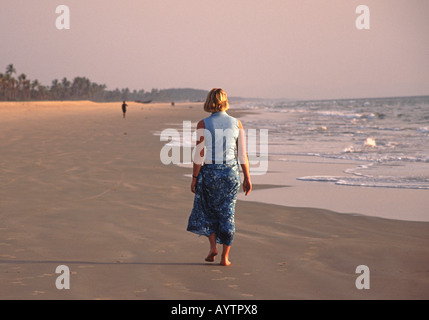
[0,64,208,102]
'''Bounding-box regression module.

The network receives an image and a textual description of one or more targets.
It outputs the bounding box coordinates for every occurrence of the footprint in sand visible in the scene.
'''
[0,254,16,259]
[32,290,46,296]
[11,279,25,286]
[211,276,236,281]
[241,293,254,297]
[276,261,288,272]
[133,289,148,297]
[36,273,54,278]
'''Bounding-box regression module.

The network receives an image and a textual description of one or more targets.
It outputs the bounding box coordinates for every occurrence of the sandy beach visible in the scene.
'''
[0,101,428,300]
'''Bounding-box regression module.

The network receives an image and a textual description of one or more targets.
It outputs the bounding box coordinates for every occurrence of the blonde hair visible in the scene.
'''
[204,88,229,113]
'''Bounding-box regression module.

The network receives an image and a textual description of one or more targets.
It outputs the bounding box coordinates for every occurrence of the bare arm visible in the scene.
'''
[237,119,252,196]
[191,120,205,193]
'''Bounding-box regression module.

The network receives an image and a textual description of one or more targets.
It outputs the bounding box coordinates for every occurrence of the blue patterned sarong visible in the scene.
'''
[187,161,240,246]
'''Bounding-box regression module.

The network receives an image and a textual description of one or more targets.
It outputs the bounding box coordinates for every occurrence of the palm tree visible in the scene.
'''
[0,73,4,100]
[61,77,71,100]
[6,64,16,77]
[17,73,27,100]
[31,79,40,100]
[2,73,10,100]
[51,79,61,100]
[4,65,17,100]
[72,77,92,99]
[89,82,106,101]
[121,88,130,100]
[6,75,17,100]
[37,84,49,100]
[23,79,31,100]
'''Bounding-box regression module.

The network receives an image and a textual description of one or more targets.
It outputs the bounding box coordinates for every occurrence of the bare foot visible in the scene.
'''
[205,250,218,262]
[220,258,231,266]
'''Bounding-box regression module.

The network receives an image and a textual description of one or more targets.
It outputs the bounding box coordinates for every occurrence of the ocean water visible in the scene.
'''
[237,96,429,190]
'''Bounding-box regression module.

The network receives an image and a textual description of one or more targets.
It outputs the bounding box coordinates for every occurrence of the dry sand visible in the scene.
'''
[0,101,428,300]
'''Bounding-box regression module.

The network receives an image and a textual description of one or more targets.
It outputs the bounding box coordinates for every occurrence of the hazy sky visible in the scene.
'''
[1,0,428,100]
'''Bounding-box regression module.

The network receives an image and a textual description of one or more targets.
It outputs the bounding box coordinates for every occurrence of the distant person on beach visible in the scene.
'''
[122,101,128,118]
[187,88,252,266]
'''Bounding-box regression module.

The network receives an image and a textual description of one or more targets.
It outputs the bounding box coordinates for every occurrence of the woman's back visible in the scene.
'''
[203,111,239,164]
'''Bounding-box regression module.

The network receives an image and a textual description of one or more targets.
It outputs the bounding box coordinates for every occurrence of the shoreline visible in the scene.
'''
[234,106,429,223]
[238,155,429,222]
[0,101,428,299]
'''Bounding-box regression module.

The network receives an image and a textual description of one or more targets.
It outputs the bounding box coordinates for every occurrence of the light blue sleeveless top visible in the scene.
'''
[203,111,239,164]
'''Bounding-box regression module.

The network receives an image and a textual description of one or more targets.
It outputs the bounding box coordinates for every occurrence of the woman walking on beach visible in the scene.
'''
[187,88,252,266]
